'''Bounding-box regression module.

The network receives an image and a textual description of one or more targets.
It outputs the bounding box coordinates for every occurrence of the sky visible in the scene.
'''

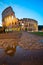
[0,0,43,26]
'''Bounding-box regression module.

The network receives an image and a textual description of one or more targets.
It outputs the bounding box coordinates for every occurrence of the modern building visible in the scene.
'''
[2,6,38,32]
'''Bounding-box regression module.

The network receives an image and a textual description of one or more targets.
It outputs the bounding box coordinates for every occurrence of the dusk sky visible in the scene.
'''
[0,0,43,26]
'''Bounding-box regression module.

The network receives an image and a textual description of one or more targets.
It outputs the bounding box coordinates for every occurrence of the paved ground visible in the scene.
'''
[0,32,21,49]
[0,31,43,50]
[18,31,43,50]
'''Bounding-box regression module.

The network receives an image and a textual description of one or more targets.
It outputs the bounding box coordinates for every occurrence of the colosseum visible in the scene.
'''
[2,6,38,32]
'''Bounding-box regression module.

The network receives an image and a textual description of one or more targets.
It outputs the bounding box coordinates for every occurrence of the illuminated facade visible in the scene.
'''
[19,18,38,32]
[2,6,18,31]
[2,6,38,32]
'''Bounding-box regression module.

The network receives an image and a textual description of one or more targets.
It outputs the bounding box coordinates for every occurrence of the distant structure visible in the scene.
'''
[18,18,38,32]
[2,6,38,32]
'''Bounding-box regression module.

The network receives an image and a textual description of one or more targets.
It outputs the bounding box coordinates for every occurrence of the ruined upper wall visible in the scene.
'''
[2,6,15,20]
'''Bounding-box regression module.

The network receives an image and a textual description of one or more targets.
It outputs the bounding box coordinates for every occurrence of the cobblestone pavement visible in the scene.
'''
[18,32,43,50]
[0,31,43,50]
[0,32,21,49]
